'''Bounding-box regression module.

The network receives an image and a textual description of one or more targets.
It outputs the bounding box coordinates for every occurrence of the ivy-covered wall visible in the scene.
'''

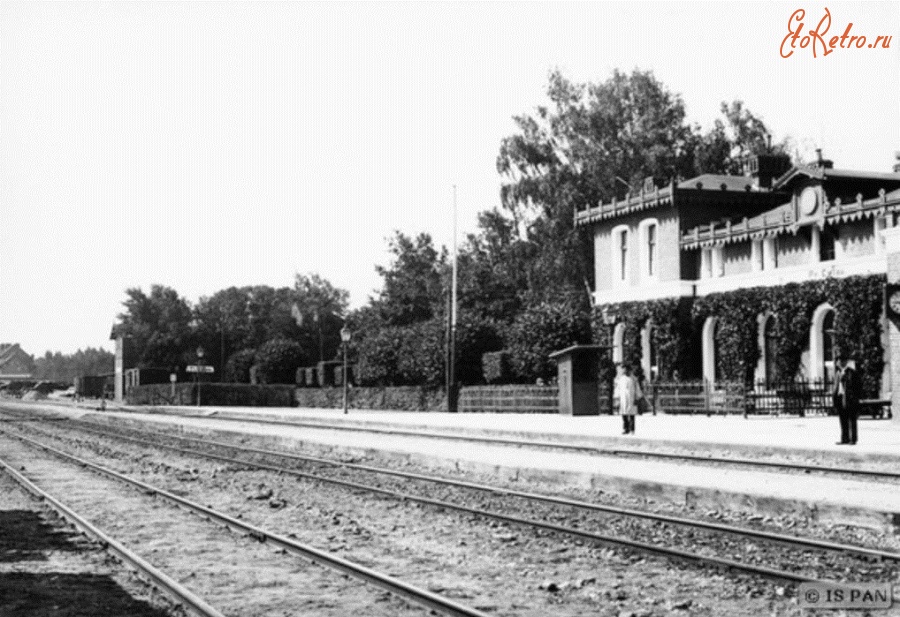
[591,297,694,381]
[593,274,886,397]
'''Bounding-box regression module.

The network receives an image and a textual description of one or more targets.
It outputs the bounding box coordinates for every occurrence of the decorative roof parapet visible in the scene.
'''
[681,187,900,249]
[574,179,676,226]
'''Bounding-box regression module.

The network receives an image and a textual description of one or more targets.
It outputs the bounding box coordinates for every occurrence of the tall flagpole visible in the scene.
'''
[449,184,458,412]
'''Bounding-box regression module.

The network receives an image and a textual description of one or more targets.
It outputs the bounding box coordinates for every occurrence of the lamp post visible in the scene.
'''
[340,326,351,415]
[196,346,205,407]
[600,308,618,414]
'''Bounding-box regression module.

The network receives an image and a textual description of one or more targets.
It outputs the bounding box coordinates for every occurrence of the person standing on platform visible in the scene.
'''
[833,355,860,445]
[615,363,640,434]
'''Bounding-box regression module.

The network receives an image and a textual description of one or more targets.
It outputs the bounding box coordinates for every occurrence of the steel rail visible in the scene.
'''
[142,409,900,481]
[68,421,900,564]
[0,455,227,617]
[0,428,493,617]
[12,422,846,584]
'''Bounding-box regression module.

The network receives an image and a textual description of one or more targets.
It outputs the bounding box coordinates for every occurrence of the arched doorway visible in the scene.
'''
[612,323,625,365]
[810,303,836,383]
[756,313,779,387]
[702,317,719,386]
[641,320,658,381]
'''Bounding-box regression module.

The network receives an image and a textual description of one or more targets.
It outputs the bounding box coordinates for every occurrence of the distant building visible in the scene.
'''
[576,152,900,396]
[0,343,34,379]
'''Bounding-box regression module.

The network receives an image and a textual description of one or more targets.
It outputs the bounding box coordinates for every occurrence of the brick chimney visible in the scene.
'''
[812,148,834,170]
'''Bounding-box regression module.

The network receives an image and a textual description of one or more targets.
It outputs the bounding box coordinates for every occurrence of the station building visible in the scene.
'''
[576,152,900,401]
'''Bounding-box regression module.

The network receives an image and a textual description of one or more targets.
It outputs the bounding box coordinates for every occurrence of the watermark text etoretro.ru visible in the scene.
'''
[780,8,893,58]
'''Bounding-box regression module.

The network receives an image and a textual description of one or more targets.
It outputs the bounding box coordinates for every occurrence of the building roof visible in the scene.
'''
[575,173,785,227]
[773,165,900,190]
[575,157,900,229]
[0,343,33,379]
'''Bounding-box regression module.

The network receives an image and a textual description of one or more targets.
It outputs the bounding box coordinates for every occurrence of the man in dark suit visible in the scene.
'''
[833,355,860,445]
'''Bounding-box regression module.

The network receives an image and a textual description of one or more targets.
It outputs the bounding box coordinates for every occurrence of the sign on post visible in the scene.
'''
[186,365,215,373]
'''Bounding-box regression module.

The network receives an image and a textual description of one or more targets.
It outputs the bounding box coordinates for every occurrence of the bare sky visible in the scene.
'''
[2,1,898,356]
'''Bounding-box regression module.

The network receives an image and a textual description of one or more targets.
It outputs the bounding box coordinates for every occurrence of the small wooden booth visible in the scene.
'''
[549,344,605,416]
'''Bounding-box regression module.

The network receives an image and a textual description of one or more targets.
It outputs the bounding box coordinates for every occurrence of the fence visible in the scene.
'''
[746,379,834,416]
[458,385,559,414]
[645,381,746,415]
[644,379,837,416]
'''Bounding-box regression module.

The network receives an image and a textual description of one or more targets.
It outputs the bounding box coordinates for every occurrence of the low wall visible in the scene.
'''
[294,386,446,412]
[127,383,296,407]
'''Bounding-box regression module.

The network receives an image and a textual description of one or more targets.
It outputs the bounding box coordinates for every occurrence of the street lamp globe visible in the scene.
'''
[340,326,351,343]
[196,346,205,359]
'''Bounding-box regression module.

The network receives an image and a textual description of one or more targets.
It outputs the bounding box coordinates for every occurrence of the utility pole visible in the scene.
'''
[448,184,458,413]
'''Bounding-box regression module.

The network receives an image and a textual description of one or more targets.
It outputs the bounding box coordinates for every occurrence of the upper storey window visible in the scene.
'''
[611,225,629,285]
[638,219,659,280]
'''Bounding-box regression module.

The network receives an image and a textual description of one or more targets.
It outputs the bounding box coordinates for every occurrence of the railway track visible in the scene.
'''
[8,415,898,589]
[0,426,492,617]
[132,408,900,481]
[0,456,225,617]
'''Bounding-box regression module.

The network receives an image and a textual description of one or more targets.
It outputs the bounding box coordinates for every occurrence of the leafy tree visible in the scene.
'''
[293,273,350,363]
[396,319,445,386]
[506,300,592,383]
[254,338,305,384]
[694,101,790,176]
[32,347,115,381]
[455,209,530,324]
[354,325,402,386]
[245,285,300,349]
[372,232,446,327]
[114,285,194,369]
[194,287,256,379]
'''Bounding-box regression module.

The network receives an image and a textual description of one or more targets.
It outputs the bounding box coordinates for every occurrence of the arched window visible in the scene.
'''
[641,320,658,381]
[612,323,625,364]
[702,317,719,386]
[810,303,836,383]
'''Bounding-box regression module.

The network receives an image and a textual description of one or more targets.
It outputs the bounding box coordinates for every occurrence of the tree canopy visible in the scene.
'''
[110,68,790,388]
[114,285,194,369]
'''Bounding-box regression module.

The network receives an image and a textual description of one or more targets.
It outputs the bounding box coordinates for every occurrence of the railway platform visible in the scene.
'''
[7,400,900,532]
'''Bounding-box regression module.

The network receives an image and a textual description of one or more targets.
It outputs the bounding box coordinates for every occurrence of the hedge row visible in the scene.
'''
[127,383,296,407]
[294,386,446,411]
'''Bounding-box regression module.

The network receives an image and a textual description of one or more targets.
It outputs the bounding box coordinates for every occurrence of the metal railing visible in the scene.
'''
[645,380,746,415]
[644,378,837,416]
[746,379,834,416]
